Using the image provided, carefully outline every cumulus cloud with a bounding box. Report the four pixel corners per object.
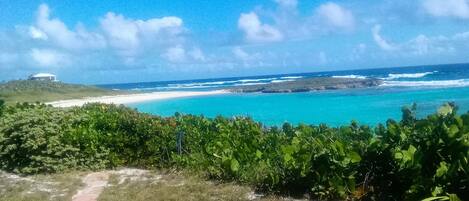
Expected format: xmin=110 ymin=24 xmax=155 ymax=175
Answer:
xmin=238 ymin=1 xmax=356 ymax=43
xmin=274 ymin=0 xmax=298 ymax=8
xmin=407 ymin=34 xmax=455 ymax=55
xmin=188 ymin=47 xmax=206 ymax=62
xmin=161 ymin=46 xmax=206 ymax=63
xmin=161 ymin=46 xmax=186 ymax=63
xmin=31 ymin=4 xmax=106 ymax=50
xmin=371 ymin=25 xmax=459 ymax=55
xmin=315 ymin=2 xmax=355 ymax=30
xmin=238 ymin=12 xmax=284 ymax=43
xmin=372 ymin=25 xmax=397 ymax=51
xmin=232 ymin=46 xmax=251 ymax=61
xmin=100 ymin=12 xmax=184 ymax=56
xmin=26 ymin=3 xmax=186 ymax=59
xmin=350 ymin=43 xmax=367 ymax=61
xmin=423 ymin=0 xmax=469 ymax=19
xmin=30 ymin=48 xmax=68 ymax=67
xmin=17 ymin=2 xmax=192 ymax=71
xmin=29 ymin=26 xmax=47 ymax=40
xmin=231 ymin=46 xmax=264 ymax=64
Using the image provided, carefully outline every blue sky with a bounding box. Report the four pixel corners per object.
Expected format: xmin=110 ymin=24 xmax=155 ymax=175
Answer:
xmin=1 ymin=0 xmax=469 ymax=84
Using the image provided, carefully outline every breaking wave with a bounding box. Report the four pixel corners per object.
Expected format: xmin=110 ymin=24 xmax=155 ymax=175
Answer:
xmin=332 ymin=75 xmax=367 ymax=79
xmin=385 ymin=71 xmax=437 ymax=80
xmin=280 ymin=76 xmax=303 ymax=79
xmin=381 ymin=79 xmax=469 ymax=87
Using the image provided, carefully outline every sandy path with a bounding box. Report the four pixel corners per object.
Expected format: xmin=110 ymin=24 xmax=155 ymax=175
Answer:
xmin=71 ymin=169 xmax=153 ymax=201
xmin=72 ymin=172 xmax=110 ymax=201
xmin=47 ymin=90 xmax=228 ymax=108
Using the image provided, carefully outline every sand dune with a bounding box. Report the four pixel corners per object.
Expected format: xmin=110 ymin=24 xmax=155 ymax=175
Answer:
xmin=47 ymin=90 xmax=228 ymax=107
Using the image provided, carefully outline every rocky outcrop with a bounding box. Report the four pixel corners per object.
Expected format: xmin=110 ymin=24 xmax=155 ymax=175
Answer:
xmin=229 ymin=77 xmax=383 ymax=93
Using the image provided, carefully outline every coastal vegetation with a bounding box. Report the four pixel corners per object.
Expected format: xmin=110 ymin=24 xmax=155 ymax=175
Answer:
xmin=0 ymin=100 xmax=467 ymax=200
xmin=230 ymin=77 xmax=383 ymax=93
xmin=0 ymin=80 xmax=124 ymax=105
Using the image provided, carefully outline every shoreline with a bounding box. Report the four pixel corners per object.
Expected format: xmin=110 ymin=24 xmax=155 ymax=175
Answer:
xmin=47 ymin=90 xmax=229 ymax=107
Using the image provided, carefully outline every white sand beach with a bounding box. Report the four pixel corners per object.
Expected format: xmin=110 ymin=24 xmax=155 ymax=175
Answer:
xmin=47 ymin=90 xmax=228 ymax=108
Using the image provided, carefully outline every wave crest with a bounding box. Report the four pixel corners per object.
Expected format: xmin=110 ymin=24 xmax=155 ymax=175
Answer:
xmin=332 ymin=75 xmax=367 ymax=79
xmin=381 ymin=79 xmax=469 ymax=87
xmin=385 ymin=71 xmax=437 ymax=80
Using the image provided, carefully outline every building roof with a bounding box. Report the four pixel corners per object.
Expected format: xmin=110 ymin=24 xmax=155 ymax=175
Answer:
xmin=30 ymin=73 xmax=56 ymax=78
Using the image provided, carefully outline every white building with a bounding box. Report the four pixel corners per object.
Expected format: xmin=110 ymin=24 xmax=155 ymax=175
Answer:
xmin=28 ymin=73 xmax=57 ymax=81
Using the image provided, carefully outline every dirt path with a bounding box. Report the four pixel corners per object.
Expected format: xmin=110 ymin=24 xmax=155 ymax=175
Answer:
xmin=71 ymin=172 xmax=110 ymax=201
xmin=71 ymin=169 xmax=151 ymax=201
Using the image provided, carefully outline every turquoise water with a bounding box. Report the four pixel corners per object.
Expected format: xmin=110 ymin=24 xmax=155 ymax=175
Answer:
xmin=129 ymin=86 xmax=469 ymax=126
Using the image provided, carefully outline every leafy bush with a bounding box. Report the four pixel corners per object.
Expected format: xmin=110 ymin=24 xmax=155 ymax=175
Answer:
xmin=0 ymin=99 xmax=4 ymax=116
xmin=0 ymin=103 xmax=80 ymax=173
xmin=0 ymin=102 xmax=467 ymax=200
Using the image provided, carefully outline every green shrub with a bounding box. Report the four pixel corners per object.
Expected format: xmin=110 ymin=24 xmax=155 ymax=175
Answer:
xmin=0 ymin=102 xmax=467 ymax=200
xmin=0 ymin=103 xmax=112 ymax=174
xmin=0 ymin=103 xmax=80 ymax=173
xmin=0 ymin=99 xmax=4 ymax=116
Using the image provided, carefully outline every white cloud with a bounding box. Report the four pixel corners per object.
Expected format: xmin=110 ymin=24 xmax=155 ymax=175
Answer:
xmin=410 ymin=35 xmax=432 ymax=55
xmin=238 ymin=12 xmax=284 ymax=43
xmin=161 ymin=46 xmax=186 ymax=63
xmin=100 ymin=13 xmax=140 ymax=55
xmin=315 ymin=2 xmax=355 ymax=30
xmin=371 ymin=26 xmax=459 ymax=56
xmin=423 ymin=0 xmax=469 ymax=19
xmin=32 ymin=4 xmax=106 ymax=50
xmin=188 ymin=48 xmax=206 ymax=62
xmin=29 ymin=26 xmax=48 ymax=40
xmin=407 ymin=34 xmax=455 ymax=55
xmin=238 ymin=1 xmax=356 ymax=43
xmin=232 ymin=46 xmax=250 ymax=61
xmin=350 ymin=43 xmax=367 ymax=60
xmin=372 ymin=25 xmax=397 ymax=51
xmin=453 ymin=31 xmax=469 ymax=39
xmin=274 ymin=0 xmax=298 ymax=8
xmin=30 ymin=48 xmax=68 ymax=67
xmin=100 ymin=12 xmax=184 ymax=57
xmin=27 ymin=3 xmax=186 ymax=62
xmin=161 ymin=46 xmax=208 ymax=63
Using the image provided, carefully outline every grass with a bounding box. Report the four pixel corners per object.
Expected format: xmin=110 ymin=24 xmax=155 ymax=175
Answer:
xmin=0 ymin=171 xmax=84 ymax=201
xmin=99 ymin=170 xmax=307 ymax=201
xmin=0 ymin=80 xmax=127 ymax=105
xmin=0 ymin=169 xmax=308 ymax=201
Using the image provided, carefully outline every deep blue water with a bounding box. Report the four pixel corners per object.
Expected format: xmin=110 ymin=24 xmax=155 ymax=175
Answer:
xmin=103 ymin=63 xmax=469 ymax=126
xmin=100 ymin=63 xmax=469 ymax=91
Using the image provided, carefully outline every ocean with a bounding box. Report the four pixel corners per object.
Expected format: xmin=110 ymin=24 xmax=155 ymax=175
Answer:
xmin=101 ymin=63 xmax=469 ymax=126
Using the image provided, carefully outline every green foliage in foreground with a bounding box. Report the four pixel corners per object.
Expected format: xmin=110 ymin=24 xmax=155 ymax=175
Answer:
xmin=0 ymin=102 xmax=467 ymax=200
xmin=0 ymin=99 xmax=4 ymax=115
xmin=0 ymin=80 xmax=124 ymax=104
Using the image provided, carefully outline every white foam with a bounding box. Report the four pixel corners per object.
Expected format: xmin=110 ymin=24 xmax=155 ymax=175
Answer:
xmin=234 ymin=83 xmax=269 ymax=86
xmin=332 ymin=75 xmax=367 ymax=79
xmin=168 ymin=80 xmax=237 ymax=88
xmin=279 ymin=76 xmax=303 ymax=79
xmin=271 ymin=79 xmax=295 ymax=83
xmin=131 ymin=85 xmax=217 ymax=91
xmin=385 ymin=71 xmax=436 ymax=80
xmin=381 ymin=79 xmax=469 ymax=87
xmin=237 ymin=78 xmax=276 ymax=83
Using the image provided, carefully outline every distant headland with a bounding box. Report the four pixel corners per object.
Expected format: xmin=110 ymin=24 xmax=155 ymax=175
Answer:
xmin=229 ymin=77 xmax=383 ymax=93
